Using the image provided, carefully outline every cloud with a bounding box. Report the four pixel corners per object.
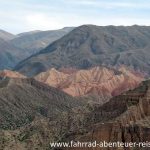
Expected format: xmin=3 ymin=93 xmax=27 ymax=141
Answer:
xmin=26 ymin=13 xmax=62 ymax=30
xmin=0 ymin=0 xmax=150 ymax=33
xmin=66 ymin=0 xmax=150 ymax=9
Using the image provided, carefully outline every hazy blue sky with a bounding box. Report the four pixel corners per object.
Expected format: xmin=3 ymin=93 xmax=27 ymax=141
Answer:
xmin=0 ymin=0 xmax=150 ymax=34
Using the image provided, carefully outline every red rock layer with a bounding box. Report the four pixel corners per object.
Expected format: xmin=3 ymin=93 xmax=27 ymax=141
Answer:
xmin=35 ymin=66 xmax=144 ymax=100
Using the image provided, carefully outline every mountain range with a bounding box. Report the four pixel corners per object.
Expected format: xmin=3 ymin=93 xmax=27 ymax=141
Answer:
xmin=10 ymin=27 xmax=74 ymax=55
xmin=0 ymin=25 xmax=150 ymax=150
xmin=0 ymin=27 xmax=74 ymax=70
xmin=15 ymin=25 xmax=150 ymax=76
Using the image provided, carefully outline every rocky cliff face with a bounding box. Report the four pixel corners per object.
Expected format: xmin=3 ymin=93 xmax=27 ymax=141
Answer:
xmin=35 ymin=66 xmax=144 ymax=103
xmin=64 ymin=80 xmax=150 ymax=150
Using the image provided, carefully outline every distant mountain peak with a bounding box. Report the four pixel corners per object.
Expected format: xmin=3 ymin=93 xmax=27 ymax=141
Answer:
xmin=0 ymin=29 xmax=16 ymax=40
xmin=17 ymin=30 xmax=42 ymax=37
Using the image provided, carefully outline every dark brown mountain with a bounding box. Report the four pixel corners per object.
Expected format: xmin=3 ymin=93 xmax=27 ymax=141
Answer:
xmin=15 ymin=25 xmax=150 ymax=76
xmin=11 ymin=27 xmax=74 ymax=55
xmin=0 ymin=29 xmax=16 ymax=41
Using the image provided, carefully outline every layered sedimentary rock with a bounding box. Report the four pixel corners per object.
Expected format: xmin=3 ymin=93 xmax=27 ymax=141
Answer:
xmin=35 ymin=66 xmax=144 ymax=103
xmin=65 ymin=80 xmax=150 ymax=150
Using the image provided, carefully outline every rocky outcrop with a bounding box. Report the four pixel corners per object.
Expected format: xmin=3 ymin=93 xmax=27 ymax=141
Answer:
xmin=35 ymin=66 xmax=144 ymax=103
xmin=65 ymin=80 xmax=150 ymax=150
xmin=0 ymin=70 xmax=26 ymax=79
